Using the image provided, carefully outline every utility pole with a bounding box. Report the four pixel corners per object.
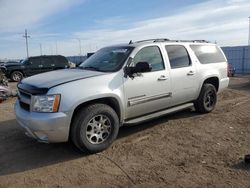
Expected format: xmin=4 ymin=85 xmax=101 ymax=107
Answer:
xmin=40 ymin=43 xmax=43 ymax=55
xmin=50 ymin=45 xmax=53 ymax=55
xmin=23 ymin=29 xmax=30 ymax=58
xmin=77 ymin=38 xmax=82 ymax=55
xmin=248 ymin=16 xmax=250 ymax=46
xmin=55 ymin=41 xmax=58 ymax=55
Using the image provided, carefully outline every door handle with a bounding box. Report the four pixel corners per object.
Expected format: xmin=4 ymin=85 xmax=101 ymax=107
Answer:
xmin=158 ymin=75 xmax=168 ymax=81
xmin=38 ymin=65 xmax=43 ymax=68
xmin=187 ymin=71 xmax=195 ymax=76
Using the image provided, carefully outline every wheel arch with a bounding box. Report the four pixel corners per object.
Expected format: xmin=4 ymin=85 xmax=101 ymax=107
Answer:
xmin=202 ymin=76 xmax=219 ymax=91
xmin=70 ymin=97 xmax=123 ymax=129
xmin=10 ymin=69 xmax=25 ymax=78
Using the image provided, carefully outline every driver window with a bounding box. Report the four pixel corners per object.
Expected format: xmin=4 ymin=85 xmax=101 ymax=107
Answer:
xmin=132 ymin=46 xmax=164 ymax=71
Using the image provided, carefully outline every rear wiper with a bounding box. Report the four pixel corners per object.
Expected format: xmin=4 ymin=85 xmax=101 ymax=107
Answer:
xmin=79 ymin=66 xmax=100 ymax=71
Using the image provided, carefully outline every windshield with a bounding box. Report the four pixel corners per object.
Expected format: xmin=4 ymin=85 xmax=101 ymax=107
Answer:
xmin=20 ymin=59 xmax=28 ymax=64
xmin=79 ymin=46 xmax=134 ymax=72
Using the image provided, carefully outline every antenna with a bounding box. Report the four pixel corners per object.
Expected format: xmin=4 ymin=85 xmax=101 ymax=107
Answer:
xmin=23 ymin=29 xmax=30 ymax=58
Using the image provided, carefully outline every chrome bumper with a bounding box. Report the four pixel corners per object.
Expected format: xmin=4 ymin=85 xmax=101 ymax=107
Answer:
xmin=15 ymin=101 xmax=71 ymax=143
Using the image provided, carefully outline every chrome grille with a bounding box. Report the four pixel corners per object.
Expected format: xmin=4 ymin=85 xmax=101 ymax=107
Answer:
xmin=18 ymin=89 xmax=31 ymax=112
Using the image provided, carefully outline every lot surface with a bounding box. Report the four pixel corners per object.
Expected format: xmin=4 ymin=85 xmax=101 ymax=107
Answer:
xmin=0 ymin=76 xmax=250 ymax=188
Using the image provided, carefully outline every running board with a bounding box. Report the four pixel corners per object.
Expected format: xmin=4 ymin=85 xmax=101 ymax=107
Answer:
xmin=124 ymin=103 xmax=193 ymax=125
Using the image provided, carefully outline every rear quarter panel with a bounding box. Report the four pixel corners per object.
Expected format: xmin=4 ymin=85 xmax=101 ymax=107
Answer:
xmin=189 ymin=45 xmax=229 ymax=96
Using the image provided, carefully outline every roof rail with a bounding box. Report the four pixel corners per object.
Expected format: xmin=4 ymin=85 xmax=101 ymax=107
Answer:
xmin=134 ymin=38 xmax=170 ymax=43
xmin=130 ymin=39 xmax=209 ymax=44
xmin=165 ymin=39 xmax=209 ymax=43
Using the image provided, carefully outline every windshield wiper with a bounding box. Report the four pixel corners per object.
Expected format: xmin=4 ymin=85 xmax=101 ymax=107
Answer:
xmin=79 ymin=66 xmax=101 ymax=71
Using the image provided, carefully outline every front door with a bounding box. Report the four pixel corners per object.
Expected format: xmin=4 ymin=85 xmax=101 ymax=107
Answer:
xmin=123 ymin=45 xmax=172 ymax=119
xmin=26 ymin=57 xmax=43 ymax=76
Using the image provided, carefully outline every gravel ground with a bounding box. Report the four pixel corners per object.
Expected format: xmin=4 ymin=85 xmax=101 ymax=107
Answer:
xmin=0 ymin=76 xmax=250 ymax=188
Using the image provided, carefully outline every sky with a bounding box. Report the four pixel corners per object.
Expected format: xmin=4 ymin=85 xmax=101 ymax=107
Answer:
xmin=0 ymin=0 xmax=249 ymax=59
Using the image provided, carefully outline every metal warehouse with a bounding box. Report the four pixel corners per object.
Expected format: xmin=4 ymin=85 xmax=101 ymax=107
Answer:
xmin=222 ymin=46 xmax=250 ymax=74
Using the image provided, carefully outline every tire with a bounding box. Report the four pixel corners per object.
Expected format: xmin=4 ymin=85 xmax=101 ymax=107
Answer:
xmin=194 ymin=83 xmax=217 ymax=113
xmin=0 ymin=73 xmax=8 ymax=86
xmin=70 ymin=103 xmax=119 ymax=153
xmin=11 ymin=71 xmax=23 ymax=82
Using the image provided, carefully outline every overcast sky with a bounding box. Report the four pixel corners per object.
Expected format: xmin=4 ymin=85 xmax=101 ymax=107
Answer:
xmin=0 ymin=0 xmax=249 ymax=59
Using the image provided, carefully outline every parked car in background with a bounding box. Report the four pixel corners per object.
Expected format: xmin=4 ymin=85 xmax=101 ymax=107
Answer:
xmin=0 ymin=67 xmax=8 ymax=86
xmin=0 ymin=55 xmax=70 ymax=82
xmin=15 ymin=39 xmax=229 ymax=153
xmin=228 ymin=63 xmax=236 ymax=77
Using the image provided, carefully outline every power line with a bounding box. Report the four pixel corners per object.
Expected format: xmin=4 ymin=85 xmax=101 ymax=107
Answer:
xmin=23 ymin=29 xmax=30 ymax=58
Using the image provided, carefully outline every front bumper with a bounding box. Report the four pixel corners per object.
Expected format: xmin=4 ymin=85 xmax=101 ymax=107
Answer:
xmin=15 ymin=101 xmax=71 ymax=143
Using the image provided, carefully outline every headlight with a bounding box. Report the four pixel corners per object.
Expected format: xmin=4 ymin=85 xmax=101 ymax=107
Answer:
xmin=31 ymin=94 xmax=60 ymax=113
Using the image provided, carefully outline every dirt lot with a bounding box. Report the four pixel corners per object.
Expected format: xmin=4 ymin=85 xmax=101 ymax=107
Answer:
xmin=0 ymin=76 xmax=250 ymax=188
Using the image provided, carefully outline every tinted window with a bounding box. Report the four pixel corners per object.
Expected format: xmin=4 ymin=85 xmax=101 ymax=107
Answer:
xmin=190 ymin=45 xmax=226 ymax=64
xmin=51 ymin=56 xmax=68 ymax=67
xmin=29 ymin=58 xmax=41 ymax=65
xmin=41 ymin=57 xmax=53 ymax=67
xmin=165 ymin=45 xmax=191 ymax=69
xmin=133 ymin=46 xmax=164 ymax=71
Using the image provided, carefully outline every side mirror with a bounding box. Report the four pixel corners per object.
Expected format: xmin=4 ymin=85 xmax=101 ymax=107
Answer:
xmin=124 ymin=62 xmax=152 ymax=76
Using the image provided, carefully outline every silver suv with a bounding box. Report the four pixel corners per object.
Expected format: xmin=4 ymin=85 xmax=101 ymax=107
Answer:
xmin=15 ymin=39 xmax=229 ymax=153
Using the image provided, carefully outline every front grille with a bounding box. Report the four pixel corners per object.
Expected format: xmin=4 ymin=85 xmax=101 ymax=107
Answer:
xmin=19 ymin=90 xmax=31 ymax=99
xmin=18 ymin=89 xmax=31 ymax=112
xmin=19 ymin=101 xmax=30 ymax=111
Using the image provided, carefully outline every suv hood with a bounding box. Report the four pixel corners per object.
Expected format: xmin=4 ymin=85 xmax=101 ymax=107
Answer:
xmin=1 ymin=63 xmax=21 ymax=67
xmin=18 ymin=69 xmax=106 ymax=94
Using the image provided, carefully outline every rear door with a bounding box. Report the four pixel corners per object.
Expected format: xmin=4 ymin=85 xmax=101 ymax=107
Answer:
xmin=53 ymin=56 xmax=69 ymax=70
xmin=41 ymin=57 xmax=53 ymax=73
xmin=165 ymin=45 xmax=199 ymax=106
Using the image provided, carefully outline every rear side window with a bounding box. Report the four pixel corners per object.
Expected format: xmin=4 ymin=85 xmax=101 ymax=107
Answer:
xmin=133 ymin=46 xmax=164 ymax=71
xmin=41 ymin=57 xmax=53 ymax=67
xmin=52 ymin=56 xmax=68 ymax=67
xmin=165 ymin=45 xmax=191 ymax=69
xmin=190 ymin=45 xmax=226 ymax=64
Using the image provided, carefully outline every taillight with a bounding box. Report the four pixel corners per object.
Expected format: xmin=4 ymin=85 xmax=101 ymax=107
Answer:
xmin=227 ymin=63 xmax=229 ymax=76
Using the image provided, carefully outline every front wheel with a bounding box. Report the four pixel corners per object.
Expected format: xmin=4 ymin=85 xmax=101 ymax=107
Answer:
xmin=70 ymin=104 xmax=119 ymax=153
xmin=194 ymin=83 xmax=217 ymax=113
xmin=11 ymin=71 xmax=23 ymax=82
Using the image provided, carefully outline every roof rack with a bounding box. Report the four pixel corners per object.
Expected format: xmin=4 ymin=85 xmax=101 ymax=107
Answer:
xmin=129 ymin=39 xmax=209 ymax=44
xmin=168 ymin=40 xmax=209 ymax=43
xmin=133 ymin=38 xmax=170 ymax=44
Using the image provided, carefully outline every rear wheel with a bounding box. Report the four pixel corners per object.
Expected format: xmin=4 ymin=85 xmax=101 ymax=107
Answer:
xmin=70 ymin=103 xmax=119 ymax=153
xmin=11 ymin=71 xmax=23 ymax=82
xmin=194 ymin=83 xmax=217 ymax=113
